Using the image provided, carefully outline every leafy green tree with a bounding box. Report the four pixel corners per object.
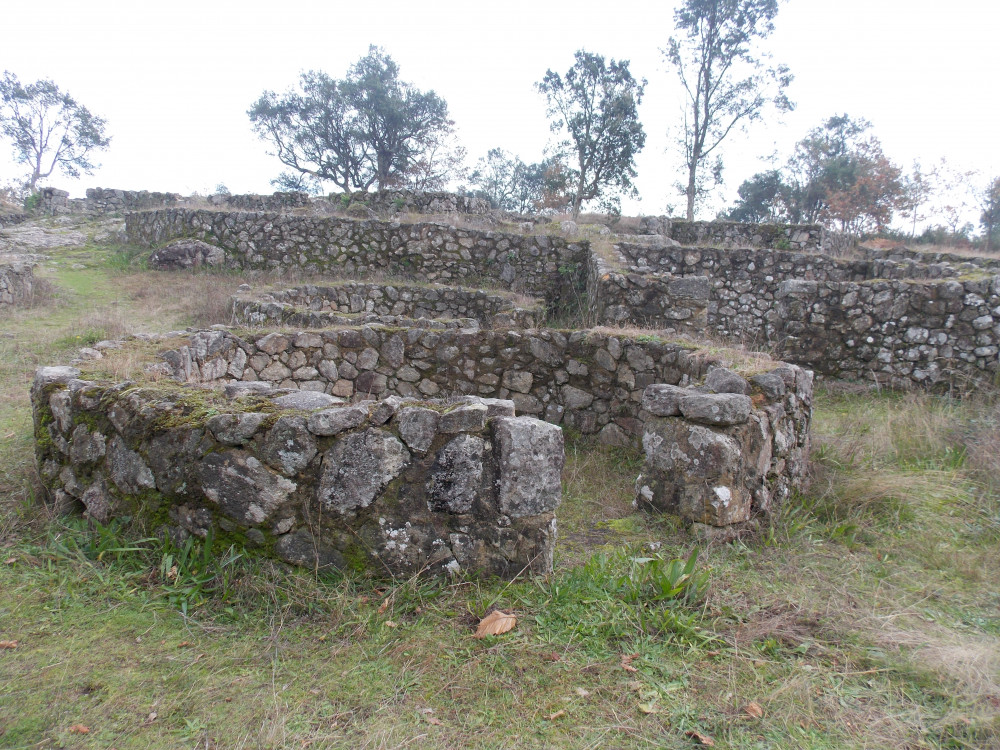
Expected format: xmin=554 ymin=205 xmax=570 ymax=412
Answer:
xmin=784 ymin=115 xmax=902 ymax=236
xmin=0 ymin=71 xmax=110 ymax=192
xmin=723 ymin=169 xmax=787 ymax=222
xmin=666 ymin=0 xmax=793 ymax=220
xmin=537 ymin=51 xmax=646 ymax=219
xmin=270 ymin=171 xmax=322 ymax=194
xmin=248 ymin=47 xmax=453 ymax=192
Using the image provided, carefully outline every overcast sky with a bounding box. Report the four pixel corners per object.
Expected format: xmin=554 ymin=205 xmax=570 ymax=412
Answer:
xmin=1 ymin=0 xmax=996 ymax=223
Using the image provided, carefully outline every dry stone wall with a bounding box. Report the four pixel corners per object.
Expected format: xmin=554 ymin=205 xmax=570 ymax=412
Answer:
xmin=330 ymin=190 xmax=491 ymax=215
xmin=86 ymin=188 xmax=180 ymax=214
xmin=637 ymin=217 xmax=827 ymax=252
xmin=232 ymin=282 xmax=544 ymax=330
xmin=776 ymin=277 xmax=1000 ymax=386
xmin=587 ymin=253 xmax=709 ymax=333
xmin=0 ymin=255 xmax=35 ymax=307
xmin=636 ymin=363 xmax=813 ymax=531
xmin=32 ymin=366 xmax=563 ymax=578
xmin=122 ymin=199 xmax=997 ymax=389
xmin=856 ymin=244 xmax=1000 ymax=273
xmin=212 ymin=192 xmax=310 ymax=211
xmin=125 ymin=209 xmax=588 ymax=311
xmin=150 ymin=326 xmax=727 ymax=441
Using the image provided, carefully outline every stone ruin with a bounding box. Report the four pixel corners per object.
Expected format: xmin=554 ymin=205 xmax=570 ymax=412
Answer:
xmin=33 ymin=185 xmax=998 ymax=577
xmin=0 ymin=254 xmax=36 ymax=308
xmin=33 ymin=322 xmax=812 ymax=576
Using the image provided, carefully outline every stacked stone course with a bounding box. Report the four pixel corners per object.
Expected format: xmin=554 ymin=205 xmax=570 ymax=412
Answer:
xmin=231 ymin=282 xmax=544 ymax=330
xmin=0 ymin=254 xmax=36 ymax=307
xmin=126 ymin=208 xmax=588 ymax=311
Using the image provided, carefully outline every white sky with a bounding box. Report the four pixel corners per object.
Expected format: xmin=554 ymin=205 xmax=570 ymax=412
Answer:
xmin=2 ymin=0 xmax=997 ymax=223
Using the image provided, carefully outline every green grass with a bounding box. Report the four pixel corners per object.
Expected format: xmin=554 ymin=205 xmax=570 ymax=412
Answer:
xmin=0 ymin=215 xmax=998 ymax=748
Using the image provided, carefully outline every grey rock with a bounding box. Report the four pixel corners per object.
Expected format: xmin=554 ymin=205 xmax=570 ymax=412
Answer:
xmin=33 ymin=366 xmax=80 ymax=392
xmin=493 ymin=417 xmax=564 ymax=518
xmin=307 ymin=404 xmax=369 ymax=436
xmin=197 ymin=450 xmax=297 ymax=524
xmin=80 ymin=474 xmax=113 ymax=523
xmin=426 ymin=434 xmax=485 ymax=513
xmin=318 ymin=429 xmax=410 ymax=514
xmin=439 ymin=403 xmax=487 ymax=433
xmin=256 ymin=333 xmax=290 ymax=355
xmin=150 ymin=239 xmax=224 ymax=269
xmin=641 ymin=384 xmax=687 ymax=416
xmin=396 ymin=407 xmax=440 ymax=453
xmin=106 ymin=436 xmax=155 ymax=494
xmin=561 ymin=385 xmax=594 ymax=410
xmin=501 ymin=369 xmax=533 ymax=394
xmin=705 ymin=367 xmax=751 ymax=395
xmin=275 ymin=529 xmax=344 ymax=569
xmin=207 ymin=412 xmax=267 ymax=446
xmin=748 ymin=371 xmax=787 ymax=401
xmin=271 ymin=390 xmax=342 ymax=410
xmin=223 ymin=381 xmax=273 ymax=398
xmin=679 ymin=393 xmax=752 ymax=426
xmin=261 ymin=416 xmax=317 ymax=475
xmin=69 ymin=425 xmax=106 ymax=465
xmin=597 ymin=423 xmax=632 ymax=448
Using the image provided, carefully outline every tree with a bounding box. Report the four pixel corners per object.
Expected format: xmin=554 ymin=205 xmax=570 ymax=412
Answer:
xmin=980 ymin=176 xmax=1000 ymax=252
xmin=899 ymin=161 xmax=935 ymax=239
xmin=469 ymin=149 xmax=556 ymax=213
xmin=783 ymin=115 xmax=903 ymax=236
xmin=0 ymin=71 xmax=110 ymax=193
xmin=666 ymin=0 xmax=793 ymax=220
xmin=537 ymin=51 xmax=646 ymax=219
xmin=270 ymin=171 xmax=323 ymax=195
xmin=248 ymin=47 xmax=454 ymax=193
xmin=723 ymin=169 xmax=787 ymax=222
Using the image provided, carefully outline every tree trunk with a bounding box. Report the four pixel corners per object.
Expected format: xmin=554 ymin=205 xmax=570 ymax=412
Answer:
xmin=685 ymin=162 xmax=697 ymax=221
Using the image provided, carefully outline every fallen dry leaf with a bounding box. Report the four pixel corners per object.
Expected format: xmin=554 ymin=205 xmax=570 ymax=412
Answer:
xmin=177 ymin=641 xmax=192 ymax=648
xmin=145 ymin=712 xmax=157 ymax=724
xmin=4 ymin=557 xmax=15 ymax=565
xmin=0 ymin=640 xmax=18 ymax=649
xmin=68 ymin=724 xmax=90 ymax=734
xmin=685 ymin=729 xmax=715 ymax=746
xmin=542 ymin=652 xmax=561 ymax=662
xmin=638 ymin=701 xmax=657 ymax=714
xmin=424 ymin=715 xmax=444 ymax=726
xmin=378 ymin=596 xmax=391 ymax=614
xmin=620 ymin=653 xmax=640 ymax=672
xmin=743 ymin=701 xmax=764 ymax=718
xmin=384 ymin=620 xmax=398 ymax=628
xmin=473 ymin=610 xmax=517 ymax=638
xmin=546 ymin=710 xmax=566 ymax=720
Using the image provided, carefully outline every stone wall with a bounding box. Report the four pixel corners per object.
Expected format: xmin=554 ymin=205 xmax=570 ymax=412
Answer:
xmin=86 ymin=188 xmax=180 ymax=214
xmin=330 ymin=190 xmax=491 ymax=215
xmin=232 ymin=282 xmax=544 ymax=330
xmin=857 ymin=244 xmax=1000 ymax=273
xmin=587 ymin=253 xmax=709 ymax=333
xmin=212 ymin=192 xmax=310 ymax=211
xmin=636 ymin=363 xmax=813 ymax=530
xmin=32 ymin=366 xmax=563 ymax=578
xmin=0 ymin=255 xmax=35 ymax=307
xmin=150 ymin=327 xmax=731 ymax=442
xmin=775 ymin=276 xmax=1000 ymax=387
xmin=125 ymin=209 xmax=588 ymax=311
xmin=0 ymin=211 xmax=29 ymax=228
xmin=635 ymin=216 xmax=827 ymax=252
xmin=41 ymin=188 xmax=70 ymax=214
